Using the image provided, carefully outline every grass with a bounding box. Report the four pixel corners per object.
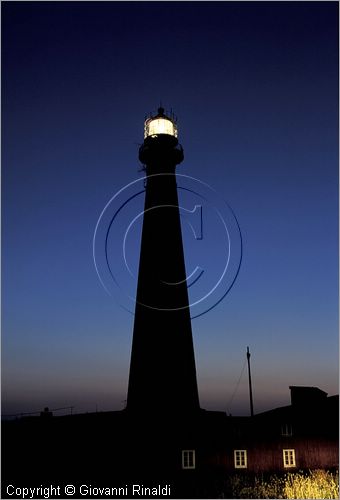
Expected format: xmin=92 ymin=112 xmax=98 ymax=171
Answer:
xmin=283 ymin=470 xmax=339 ymax=499
xmin=221 ymin=469 xmax=339 ymax=499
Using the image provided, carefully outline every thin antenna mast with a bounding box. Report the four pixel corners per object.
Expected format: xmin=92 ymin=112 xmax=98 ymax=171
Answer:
xmin=247 ymin=346 xmax=254 ymax=417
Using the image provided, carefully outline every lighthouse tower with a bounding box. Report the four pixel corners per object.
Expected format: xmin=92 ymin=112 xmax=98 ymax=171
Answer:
xmin=127 ymin=107 xmax=200 ymax=416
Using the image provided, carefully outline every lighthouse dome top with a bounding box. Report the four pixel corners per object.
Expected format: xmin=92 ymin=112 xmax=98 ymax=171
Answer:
xmin=144 ymin=107 xmax=178 ymax=139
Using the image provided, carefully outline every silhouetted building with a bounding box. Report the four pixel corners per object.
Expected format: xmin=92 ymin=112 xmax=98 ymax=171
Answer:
xmin=289 ymin=385 xmax=328 ymax=408
xmin=127 ymin=107 xmax=200 ymax=417
xmin=204 ymin=386 xmax=338 ymax=474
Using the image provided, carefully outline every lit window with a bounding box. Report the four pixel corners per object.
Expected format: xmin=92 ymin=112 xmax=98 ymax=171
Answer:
xmin=234 ymin=450 xmax=247 ymax=468
xmin=283 ymin=449 xmax=296 ymax=468
xmin=182 ymin=450 xmax=195 ymax=469
xmin=281 ymin=424 xmax=293 ymax=436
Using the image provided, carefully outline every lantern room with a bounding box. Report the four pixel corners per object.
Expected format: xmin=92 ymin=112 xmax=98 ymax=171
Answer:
xmin=144 ymin=107 xmax=178 ymax=139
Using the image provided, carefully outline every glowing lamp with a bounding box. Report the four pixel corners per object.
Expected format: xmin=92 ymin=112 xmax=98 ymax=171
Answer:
xmin=144 ymin=107 xmax=178 ymax=139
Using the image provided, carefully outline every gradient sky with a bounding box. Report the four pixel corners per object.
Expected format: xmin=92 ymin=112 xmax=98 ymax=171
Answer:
xmin=2 ymin=1 xmax=338 ymax=417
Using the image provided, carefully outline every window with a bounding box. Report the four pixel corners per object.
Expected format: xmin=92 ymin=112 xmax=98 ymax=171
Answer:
xmin=283 ymin=449 xmax=296 ymax=468
xmin=281 ymin=424 xmax=293 ymax=436
xmin=234 ymin=450 xmax=247 ymax=468
xmin=182 ymin=450 xmax=195 ymax=469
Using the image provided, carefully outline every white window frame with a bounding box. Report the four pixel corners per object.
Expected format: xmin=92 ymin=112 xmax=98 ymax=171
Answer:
xmin=182 ymin=450 xmax=195 ymax=469
xmin=283 ymin=449 xmax=296 ymax=468
xmin=281 ymin=423 xmax=293 ymax=436
xmin=234 ymin=449 xmax=247 ymax=469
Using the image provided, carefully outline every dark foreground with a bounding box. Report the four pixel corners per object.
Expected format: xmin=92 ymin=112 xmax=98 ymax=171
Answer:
xmin=2 ymin=401 xmax=339 ymax=499
xmin=2 ymin=409 xmax=231 ymax=499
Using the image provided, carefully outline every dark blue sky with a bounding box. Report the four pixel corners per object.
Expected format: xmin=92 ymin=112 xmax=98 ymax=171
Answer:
xmin=2 ymin=2 xmax=338 ymax=416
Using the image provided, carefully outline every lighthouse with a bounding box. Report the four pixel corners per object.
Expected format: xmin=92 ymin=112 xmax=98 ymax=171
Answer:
xmin=127 ymin=107 xmax=200 ymax=416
